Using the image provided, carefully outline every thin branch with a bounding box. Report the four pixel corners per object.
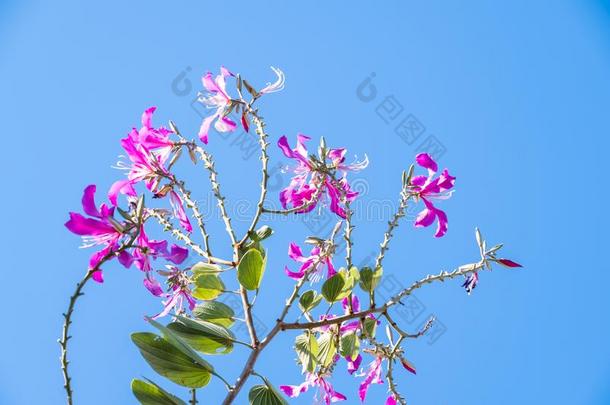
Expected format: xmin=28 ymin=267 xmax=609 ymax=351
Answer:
xmin=240 ymin=110 xmax=270 ymax=246
xmin=375 ymin=191 xmax=411 ymax=270
xmin=384 ymin=312 xmax=435 ymax=339
xmin=173 ymin=180 xmax=213 ymax=258
xmin=189 ymin=388 xmax=197 ymax=405
xmin=148 ymin=210 xmax=235 ymax=267
xmin=195 ymin=146 xmax=238 ymax=247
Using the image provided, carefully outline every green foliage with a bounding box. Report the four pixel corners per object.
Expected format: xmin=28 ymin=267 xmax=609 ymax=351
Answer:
xmin=131 ymin=333 xmax=212 ymax=388
xmin=316 ymin=332 xmax=337 ymax=368
xmin=295 ymin=332 xmax=319 ymax=373
xmin=359 ymin=266 xmax=383 ymax=292
xmin=192 ymin=301 xmax=235 ymax=328
xmin=192 ymin=274 xmax=225 ymax=300
xmin=339 ymin=332 xmax=360 ymax=360
xmin=167 ymin=315 xmax=235 ymax=355
xmin=131 ymin=378 xmax=186 ymax=405
xmin=298 ymin=290 xmax=323 ymax=313
xmin=248 ymin=381 xmax=288 ymax=405
xmin=238 ymin=248 xmax=267 ymax=290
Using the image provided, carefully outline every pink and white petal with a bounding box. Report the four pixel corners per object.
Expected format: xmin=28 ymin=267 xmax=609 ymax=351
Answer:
xmin=144 ymin=277 xmax=164 ymax=297
xmin=108 ymin=179 xmax=137 ymax=206
xmin=141 ymin=106 xmax=156 ymax=128
xmin=81 ymin=185 xmax=101 ymax=218
xmin=434 ymin=208 xmax=448 ymax=238
xmin=169 ymin=191 xmax=193 ymax=233
xmin=215 ymin=116 xmax=237 ymax=133
xmin=414 ymin=206 xmax=436 ymax=228
xmin=166 ymin=244 xmax=189 ymax=264
xmin=288 ymin=242 xmax=306 ymax=262
xmin=285 ymin=265 xmax=306 ymax=280
xmin=198 ymin=113 xmax=217 ymax=144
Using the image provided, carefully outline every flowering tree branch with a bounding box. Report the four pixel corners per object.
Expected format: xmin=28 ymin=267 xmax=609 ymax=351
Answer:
xmin=62 ymin=66 xmax=521 ymax=405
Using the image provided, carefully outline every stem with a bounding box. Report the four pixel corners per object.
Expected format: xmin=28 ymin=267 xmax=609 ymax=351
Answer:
xmin=240 ymin=110 xmax=270 ymax=246
xmin=173 ymin=180 xmax=213 ymax=258
xmin=149 ymin=210 xmax=235 ymax=267
xmin=59 ymin=270 xmax=94 ymax=405
xmin=375 ymin=191 xmax=410 ymax=270
xmin=196 ymin=147 xmax=238 ymax=247
xmin=189 ymin=389 xmax=197 ymax=405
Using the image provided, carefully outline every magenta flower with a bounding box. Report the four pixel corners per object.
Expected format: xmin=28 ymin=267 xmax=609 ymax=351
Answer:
xmin=358 ymin=356 xmax=384 ymax=402
xmin=284 ymin=242 xmax=336 ymax=282
xmin=411 ymin=153 xmax=455 ymax=238
xmin=278 ymin=134 xmax=367 ymax=218
xmin=169 ymin=191 xmax=193 ymax=233
xmin=151 ymin=267 xmax=196 ymax=319
xmin=280 ymin=373 xmax=346 ymax=404
xmin=109 ymin=107 xmax=175 ymax=206
xmin=130 ymin=226 xmax=189 ymax=273
xmin=65 ymin=185 xmax=133 ymax=283
xmin=198 ymin=66 xmax=238 ymax=144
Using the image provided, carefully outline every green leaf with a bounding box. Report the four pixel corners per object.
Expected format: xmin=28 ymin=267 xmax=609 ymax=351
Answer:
xmin=145 ymin=318 xmax=214 ymax=371
xmin=131 ymin=333 xmax=212 ymax=388
xmin=362 ymin=317 xmax=378 ymax=339
xmin=298 ymin=290 xmax=323 ymax=313
xmin=238 ymin=249 xmax=266 ymax=290
xmin=248 ymin=382 xmax=288 ymax=405
xmin=131 ymin=378 xmax=186 ymax=405
xmin=192 ymin=274 xmax=225 ymax=300
xmin=339 ymin=332 xmax=360 ymax=360
xmin=359 ymin=267 xmax=383 ymax=292
xmin=295 ymin=333 xmax=319 ymax=373
xmin=321 ymin=273 xmax=346 ymax=302
xmin=193 ymin=301 xmax=235 ymax=328
xmin=317 ymin=332 xmax=337 ymax=367
xmin=168 ymin=315 xmax=235 ymax=355
xmin=191 ymin=262 xmax=223 ymax=275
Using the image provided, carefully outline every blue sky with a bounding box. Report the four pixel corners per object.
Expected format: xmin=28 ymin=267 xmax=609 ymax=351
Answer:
xmin=1 ymin=1 xmax=609 ymax=404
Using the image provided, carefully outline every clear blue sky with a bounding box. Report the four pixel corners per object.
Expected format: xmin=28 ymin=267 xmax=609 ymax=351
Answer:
xmin=1 ymin=1 xmax=609 ymax=404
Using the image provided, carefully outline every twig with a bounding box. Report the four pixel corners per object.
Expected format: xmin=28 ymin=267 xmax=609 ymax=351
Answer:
xmin=173 ymin=180 xmax=213 ymax=258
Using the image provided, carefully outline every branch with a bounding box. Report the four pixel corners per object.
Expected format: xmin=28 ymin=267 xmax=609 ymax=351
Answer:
xmin=173 ymin=180 xmax=213 ymax=259
xmin=149 ymin=210 xmax=235 ymax=267
xmin=195 ymin=146 xmax=238 ymax=247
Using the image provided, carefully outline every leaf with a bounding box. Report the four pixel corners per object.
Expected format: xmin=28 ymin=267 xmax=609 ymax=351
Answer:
xmin=362 ymin=317 xmax=378 ymax=339
xmin=131 ymin=378 xmax=186 ymax=405
xmin=359 ymin=267 xmax=383 ymax=292
xmin=321 ymin=273 xmax=346 ymax=302
xmin=317 ymin=332 xmax=337 ymax=367
xmin=248 ymin=382 xmax=288 ymax=405
xmin=192 ymin=274 xmax=225 ymax=300
xmin=298 ymin=290 xmax=323 ymax=313
xmin=146 ymin=318 xmax=214 ymax=371
xmin=191 ymin=262 xmax=223 ymax=275
xmin=238 ymin=249 xmax=266 ymax=290
xmin=131 ymin=333 xmax=212 ymax=388
xmin=193 ymin=301 xmax=235 ymax=328
xmin=295 ymin=333 xmax=319 ymax=373
xmin=168 ymin=315 xmax=235 ymax=355
xmin=339 ymin=332 xmax=360 ymax=360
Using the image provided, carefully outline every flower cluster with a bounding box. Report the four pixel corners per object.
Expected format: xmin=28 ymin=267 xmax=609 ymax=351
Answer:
xmin=278 ymin=134 xmax=368 ymax=218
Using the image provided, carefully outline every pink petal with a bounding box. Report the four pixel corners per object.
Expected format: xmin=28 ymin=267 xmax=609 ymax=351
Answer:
xmin=198 ymin=114 xmax=217 ymax=144
xmin=141 ymin=106 xmax=156 ymax=128
xmin=169 ymin=191 xmax=193 ymax=233
xmin=415 ymin=153 xmax=438 ymax=173
xmin=166 ymin=244 xmax=189 ymax=264
xmin=108 ymin=179 xmax=137 ymax=206
xmin=386 ymin=396 xmax=398 ymax=405
xmin=81 ymin=185 xmax=101 ymax=218
xmin=215 ymin=116 xmax=237 ymax=133
xmin=497 ymin=258 xmax=523 ymax=268
xmin=91 ymin=270 xmax=104 ymax=283
xmin=144 ymin=277 xmax=164 ymax=297
xmin=433 ymin=208 xmax=448 ymax=238
xmin=288 ymin=242 xmax=305 ymax=262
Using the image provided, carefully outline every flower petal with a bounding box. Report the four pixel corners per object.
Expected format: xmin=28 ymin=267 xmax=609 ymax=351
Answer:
xmin=415 ymin=153 xmax=438 ymax=173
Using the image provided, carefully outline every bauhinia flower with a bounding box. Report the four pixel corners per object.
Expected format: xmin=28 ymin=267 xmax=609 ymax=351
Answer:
xmin=278 ymin=134 xmax=367 ymax=218
xmin=280 ymin=373 xmax=346 ymax=404
xmin=151 ymin=267 xmax=196 ymax=319
xmin=64 ymin=185 xmax=133 ymax=282
xmin=358 ymin=356 xmax=384 ymax=402
xmin=109 ymin=107 xmax=175 ymax=205
xmin=410 ymin=153 xmax=456 ymax=238
xmin=284 ymin=242 xmax=336 ymax=282
xmin=197 ymin=66 xmax=237 ymax=144
xmin=130 ymin=225 xmax=189 ymax=273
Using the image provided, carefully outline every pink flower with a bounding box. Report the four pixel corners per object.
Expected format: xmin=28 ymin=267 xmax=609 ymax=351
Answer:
xmin=198 ymin=66 xmax=238 ymax=144
xmin=130 ymin=226 xmax=189 ymax=273
xmin=280 ymin=374 xmax=346 ymax=404
xmin=284 ymin=242 xmax=336 ymax=282
xmin=358 ymin=356 xmax=384 ymax=402
xmin=169 ymin=191 xmax=193 ymax=233
xmin=109 ymin=107 xmax=175 ymax=205
xmin=65 ymin=185 xmax=133 ymax=282
xmin=151 ymin=267 xmax=196 ymax=319
xmin=411 ymin=153 xmax=455 ymax=238
xmin=278 ymin=134 xmax=367 ymax=218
